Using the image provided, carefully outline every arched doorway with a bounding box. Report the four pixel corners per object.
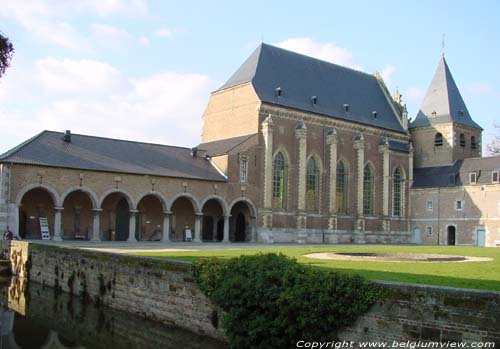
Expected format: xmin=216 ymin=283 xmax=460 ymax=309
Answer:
xmin=18 ymin=188 xmax=56 ymax=239
xmin=201 ymin=199 xmax=224 ymax=242
xmin=447 ymin=226 xmax=456 ymax=245
xmin=136 ymin=195 xmax=164 ymax=241
xmin=100 ymin=193 xmax=131 ymax=241
xmin=170 ymin=196 xmax=196 ymax=241
xmin=229 ymin=200 xmax=254 ymax=242
xmin=61 ymin=190 xmax=93 ymax=240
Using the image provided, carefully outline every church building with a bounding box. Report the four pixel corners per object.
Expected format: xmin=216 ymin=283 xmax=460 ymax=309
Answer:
xmin=0 ymin=44 xmax=498 ymax=246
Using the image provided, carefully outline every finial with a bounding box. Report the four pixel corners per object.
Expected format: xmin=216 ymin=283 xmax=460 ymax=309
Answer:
xmin=441 ymin=33 xmax=446 ymax=57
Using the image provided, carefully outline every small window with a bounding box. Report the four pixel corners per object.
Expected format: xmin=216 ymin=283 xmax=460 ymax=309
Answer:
xmin=426 ymin=226 xmax=433 ymax=236
xmin=459 ymin=133 xmax=465 ymax=147
xmin=426 ymin=200 xmax=433 ymax=211
xmin=492 ymin=171 xmax=499 ymax=183
xmin=239 ymin=157 xmax=248 ymax=183
xmin=449 ymin=174 xmax=456 ymax=185
xmin=469 ymin=172 xmax=477 ymax=185
xmin=435 ymin=133 xmax=443 ymax=146
xmin=456 ymin=200 xmax=463 ymax=210
xmin=471 ymin=136 xmax=477 ymax=149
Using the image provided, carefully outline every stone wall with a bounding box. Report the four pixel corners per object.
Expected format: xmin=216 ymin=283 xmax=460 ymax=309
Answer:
xmin=4 ymin=241 xmax=500 ymax=345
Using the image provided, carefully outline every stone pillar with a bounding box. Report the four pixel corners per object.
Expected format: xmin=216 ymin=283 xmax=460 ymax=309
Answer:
xmin=326 ymin=129 xmax=338 ymax=231
xmin=162 ymin=211 xmax=171 ymax=243
xmin=354 ymin=133 xmax=365 ymax=239
xmin=295 ymin=122 xmax=308 ymax=230
xmin=127 ymin=210 xmax=138 ymax=242
xmin=194 ymin=213 xmax=202 ymax=243
xmin=223 ymin=215 xmax=230 ymax=242
xmin=91 ymin=209 xmax=102 ymax=242
xmin=407 ymin=142 xmax=414 ymax=233
xmin=53 ymin=207 xmax=63 ymax=241
xmin=212 ymin=217 xmax=219 ymax=241
xmin=261 ymin=116 xmax=274 ymax=230
xmin=250 ymin=216 xmax=257 ymax=242
xmin=379 ymin=137 xmax=390 ymax=232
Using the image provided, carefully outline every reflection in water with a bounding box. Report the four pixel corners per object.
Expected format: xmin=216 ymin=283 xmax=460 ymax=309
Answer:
xmin=0 ymin=277 xmax=227 ymax=349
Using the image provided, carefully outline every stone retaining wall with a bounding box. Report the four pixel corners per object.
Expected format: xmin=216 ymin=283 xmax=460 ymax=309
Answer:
xmin=3 ymin=241 xmax=500 ymax=345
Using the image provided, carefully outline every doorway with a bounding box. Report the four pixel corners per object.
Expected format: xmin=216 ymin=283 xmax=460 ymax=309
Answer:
xmin=447 ymin=226 xmax=456 ymax=245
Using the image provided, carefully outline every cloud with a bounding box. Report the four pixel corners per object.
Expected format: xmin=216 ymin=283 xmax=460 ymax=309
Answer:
xmin=274 ymin=37 xmax=363 ymax=71
xmin=380 ymin=65 xmax=396 ymax=86
xmin=74 ymin=0 xmax=148 ymax=17
xmin=405 ymin=87 xmax=426 ymax=103
xmin=138 ymin=36 xmax=150 ymax=46
xmin=154 ymin=28 xmax=174 ymax=38
xmin=466 ymin=83 xmax=492 ymax=96
xmin=0 ymin=58 xmax=218 ymax=152
xmin=91 ymin=23 xmax=132 ymax=48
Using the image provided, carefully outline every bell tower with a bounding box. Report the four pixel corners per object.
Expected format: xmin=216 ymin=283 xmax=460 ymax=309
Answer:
xmin=410 ymin=56 xmax=482 ymax=168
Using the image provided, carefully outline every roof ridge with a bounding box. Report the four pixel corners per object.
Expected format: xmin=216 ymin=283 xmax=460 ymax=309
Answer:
xmin=0 ymin=130 xmax=47 ymax=160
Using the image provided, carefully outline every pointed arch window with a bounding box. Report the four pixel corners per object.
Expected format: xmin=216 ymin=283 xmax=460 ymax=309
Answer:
xmin=435 ymin=133 xmax=443 ymax=146
xmin=336 ymin=161 xmax=348 ymax=214
xmin=393 ymin=168 xmax=402 ymax=217
xmin=459 ymin=133 xmax=466 ymax=147
xmin=306 ymin=157 xmax=319 ymax=211
xmin=272 ymin=152 xmax=287 ymax=209
xmin=363 ymin=164 xmax=374 ymax=215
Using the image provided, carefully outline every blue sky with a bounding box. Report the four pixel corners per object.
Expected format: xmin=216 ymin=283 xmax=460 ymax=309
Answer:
xmin=0 ymin=0 xmax=498 ymax=153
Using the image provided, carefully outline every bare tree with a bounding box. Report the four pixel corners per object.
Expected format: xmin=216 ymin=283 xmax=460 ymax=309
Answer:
xmin=487 ymin=123 xmax=500 ymax=155
xmin=0 ymin=32 xmax=14 ymax=78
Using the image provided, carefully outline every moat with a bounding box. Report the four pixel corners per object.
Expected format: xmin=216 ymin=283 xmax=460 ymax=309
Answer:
xmin=0 ymin=277 xmax=227 ymax=349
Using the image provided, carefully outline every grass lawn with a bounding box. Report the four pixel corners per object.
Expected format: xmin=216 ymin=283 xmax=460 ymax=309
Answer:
xmin=133 ymin=245 xmax=500 ymax=291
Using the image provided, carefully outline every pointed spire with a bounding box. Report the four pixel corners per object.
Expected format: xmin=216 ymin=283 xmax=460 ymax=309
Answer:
xmin=410 ymin=56 xmax=482 ymax=130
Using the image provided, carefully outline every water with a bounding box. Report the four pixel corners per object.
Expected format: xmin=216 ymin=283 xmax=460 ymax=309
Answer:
xmin=0 ymin=277 xmax=227 ymax=349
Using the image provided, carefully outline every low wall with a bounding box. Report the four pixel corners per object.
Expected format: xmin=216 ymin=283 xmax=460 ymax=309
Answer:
xmin=3 ymin=241 xmax=500 ymax=345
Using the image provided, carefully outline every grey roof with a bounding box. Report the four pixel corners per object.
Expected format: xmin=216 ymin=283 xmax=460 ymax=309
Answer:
xmin=0 ymin=131 xmax=226 ymax=181
xmin=410 ymin=56 xmax=482 ymax=129
xmin=388 ymin=140 xmax=410 ymax=153
xmin=198 ymin=134 xmax=256 ymax=157
xmin=217 ymin=43 xmax=406 ymax=134
xmin=413 ymin=156 xmax=500 ymax=188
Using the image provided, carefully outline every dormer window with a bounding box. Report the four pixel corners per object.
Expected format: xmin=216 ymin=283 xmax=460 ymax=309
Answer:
xmin=435 ymin=133 xmax=443 ymax=146
xmin=372 ymin=111 xmax=378 ymax=119
xmin=458 ymin=110 xmax=464 ymax=117
xmin=311 ymin=96 xmax=318 ymax=105
xmin=431 ymin=111 xmax=437 ymax=118
xmin=471 ymin=136 xmax=477 ymax=149
xmin=343 ymin=104 xmax=350 ymax=112
xmin=275 ymin=87 xmax=282 ymax=97
xmin=459 ymin=133 xmax=465 ymax=147
xmin=469 ymin=172 xmax=477 ymax=185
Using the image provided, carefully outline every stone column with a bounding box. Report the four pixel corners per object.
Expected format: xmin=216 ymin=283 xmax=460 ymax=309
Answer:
xmin=53 ymin=207 xmax=63 ymax=241
xmin=379 ymin=137 xmax=390 ymax=232
xmin=91 ymin=209 xmax=102 ymax=242
xmin=295 ymin=122 xmax=308 ymax=231
xmin=261 ymin=116 xmax=274 ymax=229
xmin=407 ymin=142 xmax=414 ymax=233
xmin=326 ymin=129 xmax=338 ymax=231
xmin=250 ymin=216 xmax=257 ymax=242
xmin=223 ymin=215 xmax=230 ymax=242
xmin=127 ymin=210 xmax=138 ymax=242
xmin=162 ymin=211 xmax=171 ymax=243
xmin=212 ymin=217 xmax=219 ymax=242
xmin=194 ymin=213 xmax=202 ymax=243
xmin=354 ymin=133 xmax=365 ymax=238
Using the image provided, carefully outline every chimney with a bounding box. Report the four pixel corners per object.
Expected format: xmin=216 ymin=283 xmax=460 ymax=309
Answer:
xmin=190 ymin=147 xmax=198 ymax=157
xmin=63 ymin=130 xmax=71 ymax=143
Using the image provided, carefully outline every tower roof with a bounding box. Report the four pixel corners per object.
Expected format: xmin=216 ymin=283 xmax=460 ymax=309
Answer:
xmin=410 ymin=56 xmax=481 ymax=129
xmin=216 ymin=43 xmax=406 ymax=134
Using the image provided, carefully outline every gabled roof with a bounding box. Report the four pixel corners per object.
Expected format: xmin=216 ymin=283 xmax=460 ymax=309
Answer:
xmin=217 ymin=43 xmax=406 ymax=134
xmin=412 ymin=156 xmax=500 ymax=188
xmin=410 ymin=56 xmax=482 ymax=130
xmin=198 ymin=134 xmax=257 ymax=157
xmin=0 ymin=131 xmax=226 ymax=181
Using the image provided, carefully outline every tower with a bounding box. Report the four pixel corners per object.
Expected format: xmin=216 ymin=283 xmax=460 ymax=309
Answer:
xmin=410 ymin=56 xmax=482 ymax=167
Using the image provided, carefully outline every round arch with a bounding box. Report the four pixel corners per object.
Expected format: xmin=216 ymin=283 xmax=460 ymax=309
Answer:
xmin=168 ymin=192 xmax=201 ymax=213
xmin=200 ymin=195 xmax=229 ymax=216
xmin=15 ymin=184 xmax=60 ymax=207
xmin=98 ymin=188 xmax=135 ymax=209
xmin=228 ymin=197 xmax=257 ymax=218
xmin=135 ymin=191 xmax=168 ymax=211
xmin=60 ymin=186 xmax=98 ymax=209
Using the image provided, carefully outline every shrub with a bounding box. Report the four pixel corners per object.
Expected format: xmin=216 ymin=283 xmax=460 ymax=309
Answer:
xmin=192 ymin=253 xmax=381 ymax=349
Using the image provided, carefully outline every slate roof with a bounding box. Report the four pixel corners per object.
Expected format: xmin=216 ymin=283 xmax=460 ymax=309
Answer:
xmin=0 ymin=131 xmax=226 ymax=181
xmin=198 ymin=134 xmax=256 ymax=157
xmin=216 ymin=43 xmax=406 ymax=134
xmin=412 ymin=156 xmax=500 ymax=188
xmin=410 ymin=56 xmax=482 ymax=129
xmin=388 ymin=140 xmax=410 ymax=153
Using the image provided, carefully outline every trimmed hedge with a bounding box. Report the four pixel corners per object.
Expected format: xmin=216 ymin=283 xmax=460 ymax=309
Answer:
xmin=192 ymin=253 xmax=381 ymax=349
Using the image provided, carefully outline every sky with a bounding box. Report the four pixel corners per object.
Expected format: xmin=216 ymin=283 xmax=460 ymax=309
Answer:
xmin=0 ymin=0 xmax=499 ymax=154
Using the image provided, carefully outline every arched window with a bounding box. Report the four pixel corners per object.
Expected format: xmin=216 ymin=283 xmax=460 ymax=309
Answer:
xmin=336 ymin=161 xmax=348 ymax=214
xmin=393 ymin=168 xmax=402 ymax=216
xmin=459 ymin=133 xmax=465 ymax=147
xmin=363 ymin=164 xmax=374 ymax=215
xmin=306 ymin=157 xmax=319 ymax=211
xmin=435 ymin=133 xmax=443 ymax=146
xmin=471 ymin=136 xmax=477 ymax=149
xmin=272 ymin=152 xmax=286 ymax=209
